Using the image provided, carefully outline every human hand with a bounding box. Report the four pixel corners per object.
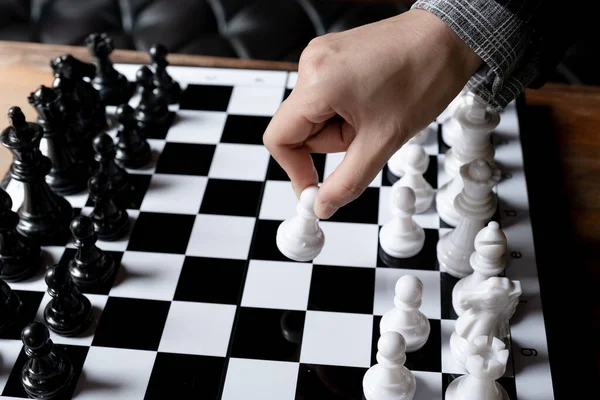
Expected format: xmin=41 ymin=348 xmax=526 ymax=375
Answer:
xmin=263 ymin=9 xmax=481 ymax=219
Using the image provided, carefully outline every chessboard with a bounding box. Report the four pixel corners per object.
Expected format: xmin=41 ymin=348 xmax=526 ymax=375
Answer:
xmin=0 ymin=37 xmax=558 ymax=399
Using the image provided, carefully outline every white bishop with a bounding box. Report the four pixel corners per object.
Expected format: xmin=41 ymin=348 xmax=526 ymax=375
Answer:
xmin=453 ymin=221 xmax=507 ymax=316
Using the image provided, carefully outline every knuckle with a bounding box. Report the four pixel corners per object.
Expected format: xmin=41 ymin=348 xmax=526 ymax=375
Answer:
xmin=298 ymin=34 xmax=339 ymax=85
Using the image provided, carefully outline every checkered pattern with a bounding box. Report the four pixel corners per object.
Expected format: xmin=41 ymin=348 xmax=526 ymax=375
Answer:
xmin=0 ymin=64 xmax=554 ymax=399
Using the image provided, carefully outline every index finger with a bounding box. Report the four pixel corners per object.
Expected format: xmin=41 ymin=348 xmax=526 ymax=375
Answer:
xmin=263 ymin=88 xmax=336 ymax=197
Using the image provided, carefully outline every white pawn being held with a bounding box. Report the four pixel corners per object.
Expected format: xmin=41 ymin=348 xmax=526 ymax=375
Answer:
xmin=386 ymin=128 xmax=430 ymax=179
xmin=453 ymin=221 xmax=507 ymax=316
xmin=393 ymin=144 xmax=434 ymax=213
xmin=363 ymin=331 xmax=416 ymax=400
xmin=380 ymin=275 xmax=430 ymax=352
xmin=276 ymin=185 xmax=324 ymax=262
xmin=379 ymin=186 xmax=425 ymax=259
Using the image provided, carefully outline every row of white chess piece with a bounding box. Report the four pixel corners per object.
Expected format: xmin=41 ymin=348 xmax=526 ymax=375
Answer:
xmin=364 ymin=226 xmax=521 ymax=399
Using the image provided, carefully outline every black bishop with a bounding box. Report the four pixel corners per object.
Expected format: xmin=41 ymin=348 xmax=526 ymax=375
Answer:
xmin=44 ymin=263 xmax=93 ymax=336
xmin=20 ymin=322 xmax=74 ymax=398
xmin=68 ymin=215 xmax=116 ymax=289
xmin=0 ymin=107 xmax=73 ymax=244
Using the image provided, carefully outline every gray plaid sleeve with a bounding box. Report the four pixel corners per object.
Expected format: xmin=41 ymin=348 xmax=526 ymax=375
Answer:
xmin=411 ymin=0 xmax=538 ymax=110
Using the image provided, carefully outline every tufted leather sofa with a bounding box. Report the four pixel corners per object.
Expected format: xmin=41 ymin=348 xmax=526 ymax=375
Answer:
xmin=0 ymin=0 xmax=412 ymax=62
xmin=0 ymin=0 xmax=594 ymax=84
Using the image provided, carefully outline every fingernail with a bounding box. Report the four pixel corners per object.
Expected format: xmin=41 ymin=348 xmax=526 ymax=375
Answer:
xmin=316 ymin=201 xmax=338 ymax=219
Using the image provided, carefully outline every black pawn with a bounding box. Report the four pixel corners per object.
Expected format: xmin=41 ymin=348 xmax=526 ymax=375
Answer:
xmin=20 ymin=322 xmax=73 ymax=398
xmin=0 ymin=107 xmax=73 ymax=244
xmin=134 ymin=66 xmax=169 ymax=132
xmin=114 ymin=104 xmax=151 ymax=169
xmin=92 ymin=132 xmax=129 ymax=204
xmin=0 ymin=277 xmax=22 ymax=333
xmin=68 ymin=215 xmax=116 ymax=289
xmin=149 ymin=43 xmax=180 ymax=104
xmin=0 ymin=187 xmax=42 ymax=282
xmin=88 ymin=173 xmax=129 ymax=242
xmin=85 ymin=32 xmax=133 ymax=105
xmin=44 ymin=263 xmax=92 ymax=336
xmin=28 ymin=85 xmax=88 ymax=195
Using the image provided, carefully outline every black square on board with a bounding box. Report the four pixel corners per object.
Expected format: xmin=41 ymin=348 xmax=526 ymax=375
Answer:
xmin=221 ymin=115 xmax=271 ymax=145
xmin=381 ymin=155 xmax=437 ymax=189
xmin=266 ymin=153 xmax=326 ymax=182
xmin=283 ymin=88 xmax=293 ymax=101
xmin=127 ymin=212 xmax=196 ymax=254
xmin=249 ymin=219 xmax=293 ymax=262
xmin=154 ymin=142 xmax=215 ymax=176
xmin=144 ymin=352 xmax=226 ymax=400
xmin=326 ymin=187 xmax=379 ymax=224
xmin=308 ymin=264 xmax=375 ymax=314
xmin=295 ymin=363 xmax=367 ymax=399
xmin=2 ymin=344 xmax=88 ymax=399
xmin=441 ymin=272 xmax=460 ymax=320
xmin=92 ymin=297 xmax=170 ymax=351
xmin=372 ymin=316 xmax=442 ymax=373
xmin=438 ymin=124 xmax=450 ymax=154
xmin=179 ymin=84 xmax=233 ymax=112
xmin=377 ymin=228 xmax=439 ymax=271
xmin=174 ymin=256 xmax=246 ymax=304
xmin=199 ymin=179 xmax=262 ymax=217
xmin=59 ymin=249 xmax=123 ymax=295
xmin=229 ymin=307 xmax=305 ymax=362
xmin=140 ymin=111 xmax=175 ymax=140
xmin=0 ymin=290 xmax=44 ymax=340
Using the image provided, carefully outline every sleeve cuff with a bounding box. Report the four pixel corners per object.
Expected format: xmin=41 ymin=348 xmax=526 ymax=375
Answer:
xmin=411 ymin=0 xmax=534 ymax=110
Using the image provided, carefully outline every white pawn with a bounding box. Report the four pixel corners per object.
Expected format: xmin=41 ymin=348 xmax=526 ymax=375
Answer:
xmin=363 ymin=331 xmax=416 ymax=400
xmin=437 ymin=159 xmax=500 ymax=278
xmin=445 ymin=335 xmax=510 ymax=400
xmin=386 ymin=128 xmax=430 ymax=179
xmin=380 ymin=275 xmax=430 ymax=352
xmin=276 ymin=185 xmax=324 ymax=262
xmin=443 ymin=97 xmax=499 ymax=180
xmin=393 ymin=144 xmax=434 ymax=213
xmin=452 ymin=221 xmax=507 ymax=316
xmin=379 ymin=186 xmax=425 ymax=258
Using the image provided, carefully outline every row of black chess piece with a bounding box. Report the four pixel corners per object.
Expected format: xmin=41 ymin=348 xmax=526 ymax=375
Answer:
xmin=1 ymin=212 xmax=116 ymax=398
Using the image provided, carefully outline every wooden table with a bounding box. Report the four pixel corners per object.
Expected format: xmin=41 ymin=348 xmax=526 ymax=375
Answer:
xmin=0 ymin=40 xmax=598 ymax=385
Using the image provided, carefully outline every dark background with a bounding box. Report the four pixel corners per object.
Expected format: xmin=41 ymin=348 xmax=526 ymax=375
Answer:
xmin=0 ymin=0 xmax=597 ymax=86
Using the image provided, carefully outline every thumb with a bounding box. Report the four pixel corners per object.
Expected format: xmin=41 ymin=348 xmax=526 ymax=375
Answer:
xmin=314 ymin=130 xmax=393 ymax=219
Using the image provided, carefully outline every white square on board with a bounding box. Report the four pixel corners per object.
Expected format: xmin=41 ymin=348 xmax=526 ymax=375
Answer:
xmin=34 ymin=293 xmax=108 ymax=346
xmin=74 ymin=347 xmax=156 ymax=400
xmin=314 ymin=221 xmax=379 ymax=268
xmin=186 ymin=214 xmax=255 ymax=260
xmin=64 ymin=189 xmax=90 ymax=209
xmin=158 ymin=301 xmax=236 ymax=357
xmin=241 ymin=260 xmax=312 ymax=311
xmin=227 ymin=85 xmax=285 ymax=117
xmin=140 ymin=174 xmax=207 ymax=214
xmin=324 ymin=152 xmax=382 ymax=187
xmin=373 ymin=268 xmax=441 ymax=319
xmin=300 ymin=311 xmax=373 ymax=368
xmin=208 ymin=143 xmax=270 ymax=181
xmin=0 ymin=340 xmax=23 ymax=394
xmin=378 ymin=186 xmax=440 ymax=229
xmin=165 ymin=110 xmax=227 ymax=144
xmin=258 ymin=180 xmax=297 ymax=220
xmin=441 ymin=319 xmax=467 ymax=375
xmin=109 ymin=251 xmax=185 ymax=300
xmin=221 ymin=358 xmax=299 ymax=400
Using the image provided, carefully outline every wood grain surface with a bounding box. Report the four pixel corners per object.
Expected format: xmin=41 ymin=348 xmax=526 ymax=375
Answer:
xmin=0 ymin=40 xmax=598 ymax=384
